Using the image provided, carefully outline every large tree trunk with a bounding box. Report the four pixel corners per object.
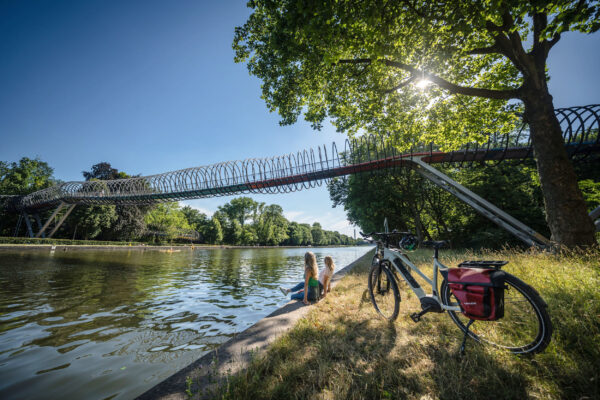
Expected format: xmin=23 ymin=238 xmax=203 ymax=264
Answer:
xmin=523 ymin=93 xmax=596 ymax=248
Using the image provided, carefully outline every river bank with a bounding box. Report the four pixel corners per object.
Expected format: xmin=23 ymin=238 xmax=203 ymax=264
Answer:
xmin=170 ymin=248 xmax=598 ymax=400
xmin=136 ymin=249 xmax=375 ymax=400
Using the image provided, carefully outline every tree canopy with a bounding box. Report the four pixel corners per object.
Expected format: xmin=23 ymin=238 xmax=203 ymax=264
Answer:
xmin=234 ymin=0 xmax=600 ymax=247
xmin=0 ymin=158 xmax=56 ymax=236
xmin=234 ymin=0 xmax=598 ymax=142
xmin=0 ymin=157 xmax=55 ymax=195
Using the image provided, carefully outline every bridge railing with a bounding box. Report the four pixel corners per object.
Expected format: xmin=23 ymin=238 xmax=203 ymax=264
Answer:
xmin=7 ymin=105 xmax=599 ymax=212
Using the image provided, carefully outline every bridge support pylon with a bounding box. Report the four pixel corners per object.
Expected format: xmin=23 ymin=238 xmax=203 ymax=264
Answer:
xmin=409 ymin=157 xmax=551 ymax=248
xmin=13 ymin=202 xmax=78 ymax=239
xmin=33 ymin=202 xmax=76 ymax=238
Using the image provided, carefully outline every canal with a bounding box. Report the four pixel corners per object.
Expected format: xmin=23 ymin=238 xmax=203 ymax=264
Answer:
xmin=0 ymin=246 xmax=370 ymax=399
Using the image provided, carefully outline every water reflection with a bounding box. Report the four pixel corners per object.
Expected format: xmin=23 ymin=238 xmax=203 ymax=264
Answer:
xmin=0 ymin=246 xmax=369 ymax=400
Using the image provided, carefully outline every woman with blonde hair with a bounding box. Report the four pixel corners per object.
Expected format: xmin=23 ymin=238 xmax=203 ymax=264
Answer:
xmin=319 ymin=256 xmax=335 ymax=298
xmin=280 ymin=251 xmax=320 ymax=305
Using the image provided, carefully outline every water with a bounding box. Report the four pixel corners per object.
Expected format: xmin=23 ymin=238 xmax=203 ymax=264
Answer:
xmin=0 ymin=246 xmax=370 ymax=400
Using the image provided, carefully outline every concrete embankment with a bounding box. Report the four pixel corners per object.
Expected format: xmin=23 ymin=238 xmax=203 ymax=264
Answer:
xmin=136 ymin=248 xmax=375 ymax=400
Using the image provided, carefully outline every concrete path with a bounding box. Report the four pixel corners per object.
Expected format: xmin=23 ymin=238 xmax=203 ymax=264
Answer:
xmin=136 ymin=249 xmax=374 ymax=400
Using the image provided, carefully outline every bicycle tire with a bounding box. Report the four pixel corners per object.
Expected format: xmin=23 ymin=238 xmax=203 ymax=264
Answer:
xmin=368 ymin=260 xmax=400 ymax=321
xmin=441 ymin=272 xmax=552 ymax=355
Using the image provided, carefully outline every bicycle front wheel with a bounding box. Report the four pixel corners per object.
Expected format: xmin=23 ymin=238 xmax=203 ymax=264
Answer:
xmin=368 ymin=261 xmax=400 ymax=321
xmin=441 ymin=273 xmax=552 ymax=355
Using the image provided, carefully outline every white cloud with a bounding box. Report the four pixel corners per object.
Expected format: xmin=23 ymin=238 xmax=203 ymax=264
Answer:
xmin=283 ymin=210 xmax=304 ymax=221
xmin=181 ymin=200 xmax=214 ymax=217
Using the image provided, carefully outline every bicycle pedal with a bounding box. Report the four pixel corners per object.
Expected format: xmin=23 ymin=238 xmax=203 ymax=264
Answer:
xmin=410 ymin=313 xmax=421 ymax=323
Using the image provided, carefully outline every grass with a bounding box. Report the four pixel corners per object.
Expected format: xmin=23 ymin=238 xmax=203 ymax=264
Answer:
xmin=203 ymin=248 xmax=599 ymax=400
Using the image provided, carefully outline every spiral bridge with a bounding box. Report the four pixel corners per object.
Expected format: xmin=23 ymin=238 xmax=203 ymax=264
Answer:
xmin=7 ymin=104 xmax=598 ymax=214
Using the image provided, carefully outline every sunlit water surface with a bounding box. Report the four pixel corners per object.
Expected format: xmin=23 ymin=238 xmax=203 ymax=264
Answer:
xmin=0 ymin=246 xmax=370 ymax=400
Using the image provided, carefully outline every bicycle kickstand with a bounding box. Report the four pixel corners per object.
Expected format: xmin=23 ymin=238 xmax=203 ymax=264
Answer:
xmin=459 ymin=319 xmax=475 ymax=357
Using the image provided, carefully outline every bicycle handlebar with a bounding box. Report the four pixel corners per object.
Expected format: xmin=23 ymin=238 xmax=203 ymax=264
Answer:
xmin=360 ymin=230 xmax=412 ymax=239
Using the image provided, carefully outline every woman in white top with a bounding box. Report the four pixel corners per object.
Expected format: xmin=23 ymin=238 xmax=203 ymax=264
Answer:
xmin=319 ymin=256 xmax=335 ymax=298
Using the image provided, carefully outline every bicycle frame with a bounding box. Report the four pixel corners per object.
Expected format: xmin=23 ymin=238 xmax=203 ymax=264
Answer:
xmin=377 ymin=243 xmax=461 ymax=312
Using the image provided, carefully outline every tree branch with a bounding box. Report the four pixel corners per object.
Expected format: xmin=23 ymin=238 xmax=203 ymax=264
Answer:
xmin=382 ymin=60 xmax=521 ymax=100
xmin=467 ymin=44 xmax=501 ymax=55
xmin=384 ymin=75 xmax=416 ymax=93
xmin=336 ymin=58 xmax=372 ymax=66
xmin=533 ymin=12 xmax=548 ymax=48
xmin=335 ymin=58 xmax=522 ymax=100
xmin=547 ymin=33 xmax=561 ymax=50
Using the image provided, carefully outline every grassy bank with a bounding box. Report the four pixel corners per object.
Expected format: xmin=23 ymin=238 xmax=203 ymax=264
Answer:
xmin=202 ymin=248 xmax=599 ymax=400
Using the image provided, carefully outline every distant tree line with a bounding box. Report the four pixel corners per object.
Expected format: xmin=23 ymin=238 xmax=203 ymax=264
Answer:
xmin=0 ymin=158 xmax=357 ymax=246
xmin=183 ymin=197 xmax=356 ymax=246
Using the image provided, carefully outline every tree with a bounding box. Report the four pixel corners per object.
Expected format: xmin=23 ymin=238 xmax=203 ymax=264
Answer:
xmin=144 ymin=203 xmax=192 ymax=241
xmin=0 ymin=157 xmax=55 ymax=195
xmin=241 ymin=225 xmax=258 ymax=245
xmin=108 ymin=204 xmax=152 ymax=241
xmin=311 ymin=222 xmax=325 ymax=245
xmin=82 ymin=162 xmax=127 ymax=181
xmin=299 ymin=223 xmax=313 ymax=245
xmin=181 ymin=206 xmax=209 ymax=229
xmin=218 ymin=197 xmax=259 ymax=227
xmin=181 ymin=205 xmax=210 ymax=240
xmin=329 ymin=163 xmax=551 ymax=248
xmin=234 ymin=1 xmax=599 ymax=247
xmin=205 ymin=216 xmax=224 ymax=244
xmin=287 ymin=221 xmax=304 ymax=245
xmin=71 ymin=204 xmax=117 ymax=240
xmin=229 ymin=219 xmax=244 ymax=245
xmin=257 ymin=204 xmax=289 ymax=245
xmin=0 ymin=157 xmax=56 ymax=236
xmin=77 ymin=162 xmax=150 ymax=241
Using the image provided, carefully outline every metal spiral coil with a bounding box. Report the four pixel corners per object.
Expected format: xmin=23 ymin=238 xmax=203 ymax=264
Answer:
xmin=8 ymin=105 xmax=600 ymax=212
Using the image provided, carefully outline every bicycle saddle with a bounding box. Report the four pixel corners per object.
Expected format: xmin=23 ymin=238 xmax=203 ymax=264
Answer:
xmin=422 ymin=240 xmax=448 ymax=249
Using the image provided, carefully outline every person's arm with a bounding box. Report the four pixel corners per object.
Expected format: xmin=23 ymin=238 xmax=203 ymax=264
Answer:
xmin=322 ymin=275 xmax=331 ymax=298
xmin=303 ymin=274 xmax=310 ymax=305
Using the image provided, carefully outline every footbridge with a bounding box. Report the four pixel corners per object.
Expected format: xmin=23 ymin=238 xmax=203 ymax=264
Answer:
xmin=3 ymin=105 xmax=599 ymax=246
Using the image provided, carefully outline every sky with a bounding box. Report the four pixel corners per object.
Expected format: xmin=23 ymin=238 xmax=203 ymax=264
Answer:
xmin=1 ymin=1 xmax=599 ymax=237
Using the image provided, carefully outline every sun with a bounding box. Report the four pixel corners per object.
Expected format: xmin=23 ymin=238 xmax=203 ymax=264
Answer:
xmin=415 ymin=79 xmax=431 ymax=90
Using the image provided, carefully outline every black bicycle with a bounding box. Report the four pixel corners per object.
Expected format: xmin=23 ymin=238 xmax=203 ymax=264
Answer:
xmin=364 ymin=231 xmax=553 ymax=355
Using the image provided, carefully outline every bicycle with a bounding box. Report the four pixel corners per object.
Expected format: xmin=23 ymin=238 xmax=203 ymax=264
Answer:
xmin=363 ymin=231 xmax=553 ymax=355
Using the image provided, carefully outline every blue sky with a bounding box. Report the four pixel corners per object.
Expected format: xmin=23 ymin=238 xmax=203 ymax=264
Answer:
xmin=1 ymin=1 xmax=599 ymax=236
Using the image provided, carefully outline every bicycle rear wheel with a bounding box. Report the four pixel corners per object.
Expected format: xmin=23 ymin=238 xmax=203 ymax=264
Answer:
xmin=368 ymin=260 xmax=400 ymax=321
xmin=441 ymin=273 xmax=552 ymax=355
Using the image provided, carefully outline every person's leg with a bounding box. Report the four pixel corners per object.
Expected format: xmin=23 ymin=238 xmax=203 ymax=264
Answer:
xmin=289 ymin=281 xmax=305 ymax=292
xmin=290 ymin=291 xmax=305 ymax=300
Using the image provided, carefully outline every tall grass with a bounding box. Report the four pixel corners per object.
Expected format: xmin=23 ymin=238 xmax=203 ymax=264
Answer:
xmin=205 ymin=248 xmax=599 ymax=400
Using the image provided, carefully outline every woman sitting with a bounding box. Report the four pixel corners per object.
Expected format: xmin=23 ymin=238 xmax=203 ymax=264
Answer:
xmin=319 ymin=256 xmax=335 ymax=298
xmin=280 ymin=251 xmax=320 ymax=305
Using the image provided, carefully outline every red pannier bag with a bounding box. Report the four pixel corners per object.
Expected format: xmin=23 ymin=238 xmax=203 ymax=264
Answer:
xmin=448 ymin=265 xmax=506 ymax=321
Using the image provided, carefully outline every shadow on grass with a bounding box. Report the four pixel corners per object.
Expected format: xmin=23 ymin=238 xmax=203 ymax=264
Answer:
xmin=212 ymin=311 xmax=530 ymax=400
xmin=533 ymin=284 xmax=600 ymax=400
